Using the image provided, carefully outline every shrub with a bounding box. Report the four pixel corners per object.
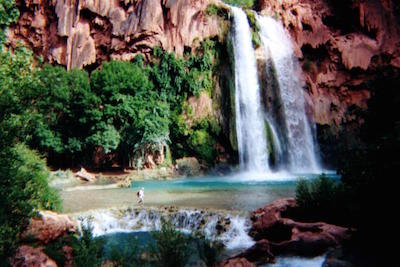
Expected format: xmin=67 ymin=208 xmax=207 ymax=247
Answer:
xmin=71 ymin=218 xmax=105 ymax=267
xmin=295 ymin=174 xmax=348 ymax=225
xmin=195 ymin=234 xmax=223 ymax=267
xmin=150 ymin=219 xmax=192 ymax=267
xmin=0 ymin=144 xmax=62 ymax=263
xmin=108 ymin=237 xmax=144 ymax=267
xmin=222 ymin=0 xmax=254 ymax=9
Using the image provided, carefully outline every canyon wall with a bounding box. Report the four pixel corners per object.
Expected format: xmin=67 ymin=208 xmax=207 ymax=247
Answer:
xmin=255 ymin=0 xmax=400 ymax=164
xmin=8 ymin=0 xmax=400 ymax=165
xmin=8 ymin=0 xmax=221 ymax=69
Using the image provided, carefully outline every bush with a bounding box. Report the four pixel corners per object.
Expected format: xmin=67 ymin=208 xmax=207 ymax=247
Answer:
xmin=195 ymin=234 xmax=223 ymax=267
xmin=150 ymin=219 xmax=192 ymax=267
xmin=295 ymin=174 xmax=348 ymax=225
xmin=0 ymin=144 xmax=62 ymax=263
xmin=71 ymin=218 xmax=105 ymax=267
xmin=108 ymin=237 xmax=144 ymax=267
xmin=0 ymin=0 xmax=19 ymax=44
xmin=222 ymin=0 xmax=254 ymax=9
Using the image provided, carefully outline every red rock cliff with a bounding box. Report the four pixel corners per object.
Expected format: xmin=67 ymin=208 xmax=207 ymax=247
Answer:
xmin=256 ymin=0 xmax=400 ymax=130
xmin=8 ymin=0 xmax=221 ymax=69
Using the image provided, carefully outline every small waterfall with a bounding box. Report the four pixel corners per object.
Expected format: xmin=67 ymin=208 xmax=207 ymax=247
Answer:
xmin=257 ymin=16 xmax=320 ymax=173
xmin=231 ymin=7 xmax=270 ymax=173
xmin=74 ymin=207 xmax=255 ymax=251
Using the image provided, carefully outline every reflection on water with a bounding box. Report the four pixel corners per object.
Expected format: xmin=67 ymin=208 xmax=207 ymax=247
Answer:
xmin=62 ymin=171 xmax=338 ymax=213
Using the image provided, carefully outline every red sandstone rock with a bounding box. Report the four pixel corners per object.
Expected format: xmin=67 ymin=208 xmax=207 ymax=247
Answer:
xmin=23 ymin=211 xmax=77 ymax=244
xmin=255 ymin=0 xmax=400 ymax=130
xmin=236 ymin=239 xmax=274 ymax=264
xmin=8 ymin=0 xmax=222 ymax=69
xmin=219 ymin=257 xmax=256 ymax=267
xmin=11 ymin=245 xmax=57 ymax=267
xmin=249 ymin=198 xmax=351 ymax=258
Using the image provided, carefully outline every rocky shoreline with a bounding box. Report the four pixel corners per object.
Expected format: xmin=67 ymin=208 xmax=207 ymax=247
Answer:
xmin=13 ymin=198 xmax=353 ymax=266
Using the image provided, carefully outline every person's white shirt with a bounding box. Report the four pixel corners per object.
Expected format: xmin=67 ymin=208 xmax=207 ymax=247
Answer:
xmin=138 ymin=187 xmax=144 ymax=204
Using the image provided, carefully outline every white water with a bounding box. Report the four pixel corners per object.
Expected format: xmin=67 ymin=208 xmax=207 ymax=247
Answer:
xmin=75 ymin=207 xmax=255 ymax=251
xmin=231 ymin=7 xmax=270 ymax=173
xmin=257 ymin=16 xmax=320 ymax=173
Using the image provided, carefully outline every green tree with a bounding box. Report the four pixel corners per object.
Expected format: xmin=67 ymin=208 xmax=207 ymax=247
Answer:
xmin=0 ymin=0 xmax=19 ymax=44
xmin=0 ymin=144 xmax=61 ymax=263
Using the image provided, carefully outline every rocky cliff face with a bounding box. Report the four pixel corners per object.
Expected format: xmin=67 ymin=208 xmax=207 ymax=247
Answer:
xmin=256 ymin=0 xmax=400 ymax=128
xmin=8 ymin=0 xmax=221 ymax=69
xmin=257 ymin=0 xmax=400 ymax=127
xmin=255 ymin=0 xmax=400 ymax=164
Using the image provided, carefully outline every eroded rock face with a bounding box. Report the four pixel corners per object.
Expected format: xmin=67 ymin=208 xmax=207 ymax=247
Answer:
xmin=12 ymin=245 xmax=57 ymax=267
xmin=256 ymin=0 xmax=400 ymax=130
xmin=23 ymin=211 xmax=77 ymax=244
xmin=229 ymin=198 xmax=351 ymax=264
xmin=8 ymin=0 xmax=221 ymax=69
xmin=219 ymin=257 xmax=256 ymax=267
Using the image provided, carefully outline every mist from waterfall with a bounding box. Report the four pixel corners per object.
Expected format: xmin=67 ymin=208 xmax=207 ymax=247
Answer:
xmin=257 ymin=15 xmax=320 ymax=173
xmin=231 ymin=7 xmax=270 ymax=173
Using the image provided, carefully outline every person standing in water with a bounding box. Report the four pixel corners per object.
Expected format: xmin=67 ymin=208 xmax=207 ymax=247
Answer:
xmin=137 ymin=187 xmax=144 ymax=205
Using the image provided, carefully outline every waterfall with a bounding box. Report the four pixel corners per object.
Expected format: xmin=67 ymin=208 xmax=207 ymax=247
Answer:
xmin=74 ymin=207 xmax=255 ymax=251
xmin=231 ymin=7 xmax=270 ymax=173
xmin=257 ymin=15 xmax=320 ymax=173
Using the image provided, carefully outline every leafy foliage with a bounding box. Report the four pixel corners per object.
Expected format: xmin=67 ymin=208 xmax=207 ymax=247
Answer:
xmin=0 ymin=0 xmax=19 ymax=44
xmin=150 ymin=219 xmax=192 ymax=267
xmin=1 ymin=39 xmax=223 ymax=168
xmin=0 ymin=144 xmax=61 ymax=263
xmin=71 ymin=219 xmax=105 ymax=267
xmin=295 ymin=174 xmax=348 ymax=225
xmin=222 ymin=0 xmax=254 ymax=9
xmin=195 ymin=233 xmax=223 ymax=267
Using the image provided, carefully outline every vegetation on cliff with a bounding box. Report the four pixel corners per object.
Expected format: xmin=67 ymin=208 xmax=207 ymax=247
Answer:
xmin=0 ymin=37 xmax=231 ymax=169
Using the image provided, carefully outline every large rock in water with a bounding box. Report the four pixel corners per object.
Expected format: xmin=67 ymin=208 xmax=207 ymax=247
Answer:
xmin=23 ymin=211 xmax=77 ymax=244
xmin=7 ymin=0 xmax=222 ymax=69
xmin=11 ymin=245 xmax=57 ymax=267
xmin=227 ymin=198 xmax=351 ymax=264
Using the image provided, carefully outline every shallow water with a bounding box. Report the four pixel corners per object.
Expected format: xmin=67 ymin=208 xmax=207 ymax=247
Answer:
xmin=61 ymin=171 xmax=338 ymax=213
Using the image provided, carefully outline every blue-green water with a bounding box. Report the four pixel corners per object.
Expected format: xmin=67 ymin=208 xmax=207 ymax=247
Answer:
xmin=131 ymin=171 xmax=339 ymax=191
xmin=63 ymin=171 xmax=339 ymax=212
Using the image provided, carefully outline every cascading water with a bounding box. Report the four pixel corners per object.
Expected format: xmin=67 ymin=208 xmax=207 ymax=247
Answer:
xmin=231 ymin=7 xmax=270 ymax=173
xmin=74 ymin=207 xmax=255 ymax=250
xmin=257 ymin=15 xmax=320 ymax=173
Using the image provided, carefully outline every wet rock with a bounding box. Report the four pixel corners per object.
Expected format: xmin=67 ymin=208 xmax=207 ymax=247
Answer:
xmin=219 ymin=257 xmax=256 ymax=267
xmin=235 ymin=239 xmax=275 ymax=264
xmin=246 ymin=198 xmax=351 ymax=261
xmin=11 ymin=245 xmax=57 ymax=267
xmin=23 ymin=211 xmax=77 ymax=244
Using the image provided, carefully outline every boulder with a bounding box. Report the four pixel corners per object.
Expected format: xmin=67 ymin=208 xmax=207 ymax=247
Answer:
xmin=11 ymin=245 xmax=57 ymax=267
xmin=235 ymin=239 xmax=274 ymax=264
xmin=75 ymin=167 xmax=96 ymax=182
xmin=23 ymin=211 xmax=77 ymax=244
xmin=219 ymin=257 xmax=256 ymax=267
xmin=176 ymin=157 xmax=201 ymax=176
xmin=234 ymin=198 xmax=351 ymax=264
